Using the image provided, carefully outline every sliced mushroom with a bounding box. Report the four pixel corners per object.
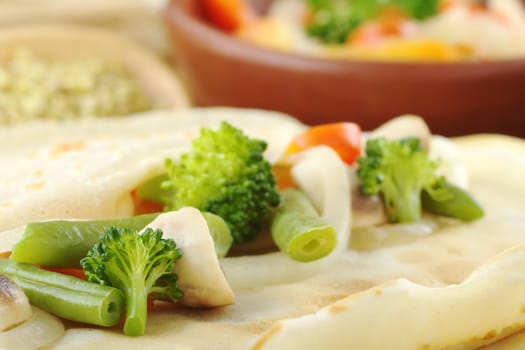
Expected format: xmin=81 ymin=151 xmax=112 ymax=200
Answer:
xmin=142 ymin=208 xmax=235 ymax=308
xmin=0 ymin=274 xmax=32 ymax=331
xmin=369 ymin=115 xmax=432 ymax=151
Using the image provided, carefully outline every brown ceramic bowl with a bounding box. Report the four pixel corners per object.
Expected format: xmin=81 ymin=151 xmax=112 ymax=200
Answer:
xmin=165 ymin=0 xmax=525 ymax=137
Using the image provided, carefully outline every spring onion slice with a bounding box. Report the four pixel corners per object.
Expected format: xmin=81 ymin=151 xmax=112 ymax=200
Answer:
xmin=0 ymin=306 xmax=64 ymax=350
xmin=271 ymin=189 xmax=337 ymax=262
xmin=202 ymin=212 xmax=233 ymax=258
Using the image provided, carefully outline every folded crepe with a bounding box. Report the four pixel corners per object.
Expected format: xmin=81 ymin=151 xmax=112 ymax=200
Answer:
xmin=1 ymin=108 xmax=525 ymax=350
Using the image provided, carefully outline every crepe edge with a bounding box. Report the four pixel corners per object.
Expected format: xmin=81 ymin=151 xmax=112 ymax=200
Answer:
xmin=252 ymin=243 xmax=525 ymax=350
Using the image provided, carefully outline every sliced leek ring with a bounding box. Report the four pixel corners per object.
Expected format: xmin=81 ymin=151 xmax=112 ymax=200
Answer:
xmin=0 ymin=274 xmax=32 ymax=332
xmin=0 ymin=306 xmax=65 ymax=350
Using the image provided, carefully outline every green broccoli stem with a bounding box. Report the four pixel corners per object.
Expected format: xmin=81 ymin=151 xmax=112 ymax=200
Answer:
xmin=81 ymin=227 xmax=183 ymax=337
xmin=271 ymin=189 xmax=337 ymax=262
xmin=123 ymin=272 xmax=148 ymax=337
xmin=383 ymin=178 xmax=422 ymax=223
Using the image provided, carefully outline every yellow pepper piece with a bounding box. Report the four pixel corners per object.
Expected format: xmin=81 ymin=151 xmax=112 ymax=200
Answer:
xmin=326 ymin=39 xmax=474 ymax=62
xmin=235 ymin=18 xmax=294 ymax=51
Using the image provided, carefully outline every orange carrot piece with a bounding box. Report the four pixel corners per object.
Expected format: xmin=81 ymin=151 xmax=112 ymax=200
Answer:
xmin=131 ymin=189 xmax=164 ymax=215
xmin=272 ymin=165 xmax=295 ymax=190
xmin=286 ymin=123 xmax=362 ymax=166
xmin=201 ymin=0 xmax=255 ymax=32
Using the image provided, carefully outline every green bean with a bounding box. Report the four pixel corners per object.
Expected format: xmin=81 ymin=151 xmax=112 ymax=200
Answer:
xmin=0 ymin=259 xmax=124 ymax=327
xmin=202 ymin=212 xmax=233 ymax=258
xmin=271 ymin=189 xmax=337 ymax=262
xmin=422 ymin=181 xmax=484 ymax=221
xmin=10 ymin=213 xmax=158 ymax=268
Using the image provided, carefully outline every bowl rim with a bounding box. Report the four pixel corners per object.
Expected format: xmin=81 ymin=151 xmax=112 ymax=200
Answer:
xmin=167 ymin=0 xmax=525 ymax=71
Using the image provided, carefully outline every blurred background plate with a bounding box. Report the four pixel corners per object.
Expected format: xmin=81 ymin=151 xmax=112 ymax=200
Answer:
xmin=0 ymin=24 xmax=189 ymax=113
xmin=0 ymin=0 xmax=169 ymax=55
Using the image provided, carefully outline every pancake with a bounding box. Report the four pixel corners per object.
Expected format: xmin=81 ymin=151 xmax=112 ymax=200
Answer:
xmin=1 ymin=108 xmax=524 ymax=349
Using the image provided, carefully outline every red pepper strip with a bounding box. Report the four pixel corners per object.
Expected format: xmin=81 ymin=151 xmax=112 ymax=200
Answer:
xmin=286 ymin=123 xmax=362 ymax=166
xmin=41 ymin=266 xmax=86 ymax=280
xmin=131 ymin=189 xmax=164 ymax=215
xmin=200 ymin=0 xmax=255 ymax=32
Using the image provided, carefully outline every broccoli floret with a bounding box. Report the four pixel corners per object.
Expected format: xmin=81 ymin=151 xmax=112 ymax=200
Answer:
xmin=306 ymin=0 xmax=363 ymax=44
xmin=80 ymin=227 xmax=183 ymax=336
xmin=357 ymin=137 xmax=449 ymax=223
xmin=305 ymin=0 xmax=439 ymax=44
xmin=162 ymin=121 xmax=280 ymax=244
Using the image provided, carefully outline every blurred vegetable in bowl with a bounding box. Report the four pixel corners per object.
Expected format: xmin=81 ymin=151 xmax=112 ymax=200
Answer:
xmin=305 ymin=0 xmax=439 ymax=45
xmin=216 ymin=0 xmax=525 ymax=61
xmin=165 ymin=0 xmax=525 ymax=137
xmin=201 ymin=0 xmax=256 ymax=32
